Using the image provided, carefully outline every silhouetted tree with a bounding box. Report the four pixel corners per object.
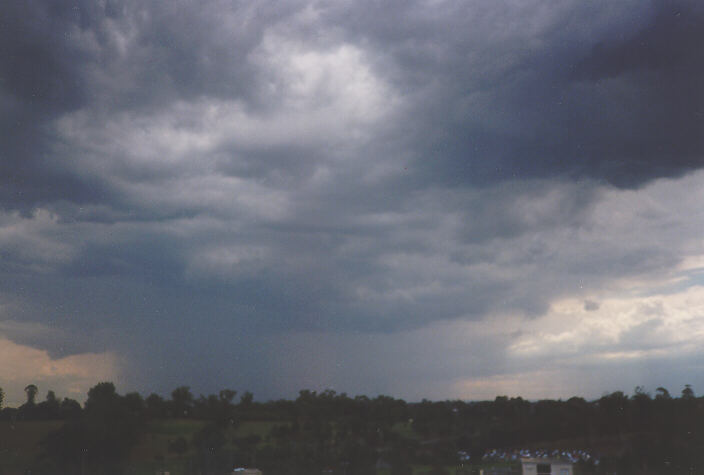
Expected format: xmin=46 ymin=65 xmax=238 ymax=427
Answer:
xmin=145 ymin=393 xmax=168 ymax=418
xmin=655 ymin=386 xmax=672 ymax=399
xmin=18 ymin=384 xmax=41 ymax=420
xmin=36 ymin=390 xmax=61 ymax=419
xmin=239 ymin=390 xmax=254 ymax=408
xmin=41 ymin=382 xmax=145 ymax=475
xmin=681 ymin=384 xmax=695 ymax=399
xmin=59 ymin=398 xmax=82 ymax=419
xmin=24 ymin=384 xmax=38 ymax=405
xmin=219 ymin=389 xmax=237 ymax=404
xmin=123 ymin=391 xmax=145 ymax=415
xmin=46 ymin=390 xmax=58 ymax=405
xmin=19 ymin=381 xmax=704 ymax=474
xmin=171 ymin=386 xmax=194 ymax=417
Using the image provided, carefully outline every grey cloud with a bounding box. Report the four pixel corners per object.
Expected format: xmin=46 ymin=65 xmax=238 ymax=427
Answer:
xmin=4 ymin=0 xmax=704 ymax=219
xmin=2 ymin=170 xmax=691 ymax=340
xmin=618 ymin=317 xmax=666 ymax=350
xmin=638 ymin=301 xmax=666 ymax=317
xmin=0 ymin=0 xmax=305 ymax=212
xmin=4 ymin=0 xmax=704 ymax=400
xmin=1 ymin=171 xmax=702 ymax=398
xmin=584 ymin=300 xmax=600 ymax=312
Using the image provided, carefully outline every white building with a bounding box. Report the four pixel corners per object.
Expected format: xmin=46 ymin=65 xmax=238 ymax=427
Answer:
xmin=521 ymin=458 xmax=573 ymax=475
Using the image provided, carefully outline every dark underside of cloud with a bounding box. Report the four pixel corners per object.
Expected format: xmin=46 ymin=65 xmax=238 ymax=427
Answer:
xmin=407 ymin=0 xmax=704 ymax=188
xmin=568 ymin=1 xmax=704 ymax=185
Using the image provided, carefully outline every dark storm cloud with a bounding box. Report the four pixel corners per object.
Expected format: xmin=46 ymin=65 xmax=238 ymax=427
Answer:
xmin=0 ymin=0 xmax=299 ymax=212
xmin=4 ymin=0 xmax=703 ymax=216
xmin=322 ymin=0 xmax=704 ymax=187
xmin=568 ymin=0 xmax=704 ymax=185
xmin=3 ymin=0 xmax=704 ymax=400
xmin=0 ymin=1 xmax=107 ymax=211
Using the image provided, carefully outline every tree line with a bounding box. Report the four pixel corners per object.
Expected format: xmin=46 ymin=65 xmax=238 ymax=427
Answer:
xmin=0 ymin=383 xmax=703 ymax=474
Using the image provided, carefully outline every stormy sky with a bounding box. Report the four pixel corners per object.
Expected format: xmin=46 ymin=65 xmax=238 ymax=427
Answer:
xmin=1 ymin=0 xmax=704 ymax=404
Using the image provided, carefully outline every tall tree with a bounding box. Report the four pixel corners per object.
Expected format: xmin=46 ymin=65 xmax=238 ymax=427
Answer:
xmin=681 ymin=384 xmax=695 ymax=399
xmin=240 ymin=391 xmax=254 ymax=408
xmin=146 ymin=393 xmax=167 ymax=418
xmin=171 ymin=386 xmax=194 ymax=417
xmin=655 ymin=386 xmax=671 ymax=399
xmin=24 ymin=384 xmax=38 ymax=405
xmin=37 ymin=390 xmax=61 ymax=419
xmin=59 ymin=397 xmax=82 ymax=419
xmin=41 ymin=382 xmax=145 ymax=475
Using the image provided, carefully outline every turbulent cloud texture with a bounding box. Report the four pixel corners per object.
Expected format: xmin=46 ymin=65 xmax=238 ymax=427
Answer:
xmin=1 ymin=0 xmax=704 ymax=400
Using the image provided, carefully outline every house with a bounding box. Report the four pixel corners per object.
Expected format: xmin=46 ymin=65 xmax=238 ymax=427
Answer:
xmin=521 ymin=458 xmax=573 ymax=475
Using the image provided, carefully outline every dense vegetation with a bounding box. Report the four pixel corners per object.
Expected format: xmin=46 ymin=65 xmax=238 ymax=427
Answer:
xmin=0 ymin=383 xmax=702 ymax=474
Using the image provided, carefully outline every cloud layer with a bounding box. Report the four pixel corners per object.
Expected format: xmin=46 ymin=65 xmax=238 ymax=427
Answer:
xmin=1 ymin=0 xmax=704 ymax=400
